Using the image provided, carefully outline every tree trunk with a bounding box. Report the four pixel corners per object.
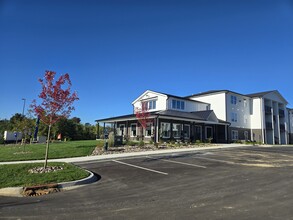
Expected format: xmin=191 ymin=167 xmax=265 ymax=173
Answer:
xmin=44 ymin=124 xmax=51 ymax=169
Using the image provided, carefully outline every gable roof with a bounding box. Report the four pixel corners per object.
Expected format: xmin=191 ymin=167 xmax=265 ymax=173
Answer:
xmin=246 ymin=90 xmax=288 ymax=104
xmin=132 ymin=90 xmax=209 ymax=105
xmin=246 ymin=90 xmax=276 ymax=97
xmin=185 ymin=89 xmax=250 ymax=99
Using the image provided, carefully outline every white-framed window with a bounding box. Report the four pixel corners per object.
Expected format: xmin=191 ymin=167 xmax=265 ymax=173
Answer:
xmin=141 ymin=100 xmax=157 ymax=110
xmin=231 ymin=112 xmax=238 ymax=122
xmin=231 ymin=130 xmax=238 ymax=140
xmin=161 ymin=122 xmax=171 ymax=138
xmin=172 ymin=123 xmax=181 ymax=138
xmin=148 ymin=100 xmax=156 ymax=110
xmin=130 ymin=123 xmax=137 ymax=137
xmin=172 ymin=99 xmax=185 ymax=110
xmin=118 ymin=124 xmax=125 ymax=136
xmin=231 ymin=95 xmax=237 ymax=105
xmin=183 ymin=124 xmax=190 ymax=139
xmin=205 ymin=126 xmax=213 ymax=139
xmin=145 ymin=122 xmax=153 ymax=137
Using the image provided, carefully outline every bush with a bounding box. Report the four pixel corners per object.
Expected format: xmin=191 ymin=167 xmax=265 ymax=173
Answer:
xmin=108 ymin=132 xmax=115 ymax=147
xmin=138 ymin=140 xmax=145 ymax=147
xmin=126 ymin=141 xmax=137 ymax=146
xmin=195 ymin=140 xmax=202 ymax=145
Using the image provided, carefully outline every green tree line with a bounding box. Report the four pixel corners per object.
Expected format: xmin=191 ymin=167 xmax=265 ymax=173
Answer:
xmin=0 ymin=113 xmax=104 ymax=143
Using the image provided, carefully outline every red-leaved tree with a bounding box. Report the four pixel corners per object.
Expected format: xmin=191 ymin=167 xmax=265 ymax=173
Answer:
xmin=135 ymin=102 xmax=152 ymax=139
xmin=30 ymin=70 xmax=79 ymax=168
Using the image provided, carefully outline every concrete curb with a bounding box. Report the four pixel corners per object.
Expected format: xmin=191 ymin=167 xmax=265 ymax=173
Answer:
xmin=0 ymin=169 xmax=97 ymax=197
xmin=58 ymin=169 xmax=98 ymax=188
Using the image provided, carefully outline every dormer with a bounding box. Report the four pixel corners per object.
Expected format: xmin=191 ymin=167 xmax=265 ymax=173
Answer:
xmin=132 ymin=90 xmax=168 ymax=112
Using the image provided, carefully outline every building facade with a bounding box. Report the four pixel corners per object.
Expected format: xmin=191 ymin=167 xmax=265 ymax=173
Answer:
xmin=96 ymin=89 xmax=292 ymax=144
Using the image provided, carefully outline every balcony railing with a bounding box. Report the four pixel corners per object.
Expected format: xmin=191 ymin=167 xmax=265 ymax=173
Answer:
xmin=265 ymin=106 xmax=272 ymax=114
xmin=280 ymin=124 xmax=285 ymax=132
xmin=279 ymin=109 xmax=285 ymax=118
xmin=266 ymin=122 xmax=273 ymax=130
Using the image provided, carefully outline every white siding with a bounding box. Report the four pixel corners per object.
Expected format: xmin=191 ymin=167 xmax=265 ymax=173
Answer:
xmin=132 ymin=91 xmax=167 ymax=112
xmin=190 ymin=93 xmax=226 ymax=120
xmin=250 ymin=98 xmax=262 ymax=129
xmin=167 ymin=98 xmax=209 ymax=112
xmin=226 ymin=92 xmax=251 ymax=129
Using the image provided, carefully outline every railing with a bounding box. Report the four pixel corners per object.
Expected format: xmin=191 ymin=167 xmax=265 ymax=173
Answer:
xmin=266 ymin=122 xmax=273 ymax=130
xmin=280 ymin=124 xmax=285 ymax=132
xmin=265 ymin=106 xmax=272 ymax=114
xmin=279 ymin=109 xmax=285 ymax=118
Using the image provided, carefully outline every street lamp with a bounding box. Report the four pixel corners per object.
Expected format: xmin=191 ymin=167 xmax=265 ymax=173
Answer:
xmin=22 ymin=98 xmax=26 ymax=116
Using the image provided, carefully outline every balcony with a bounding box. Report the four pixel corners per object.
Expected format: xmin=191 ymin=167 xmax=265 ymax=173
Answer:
xmin=279 ymin=109 xmax=285 ymax=118
xmin=265 ymin=106 xmax=272 ymax=115
xmin=266 ymin=122 xmax=273 ymax=130
xmin=280 ymin=124 xmax=285 ymax=132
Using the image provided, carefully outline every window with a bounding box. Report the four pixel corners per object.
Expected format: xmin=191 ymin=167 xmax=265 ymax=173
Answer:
xmin=131 ymin=124 xmax=137 ymax=137
xmin=161 ymin=122 xmax=171 ymax=138
xmin=183 ymin=124 xmax=190 ymax=139
xmin=172 ymin=99 xmax=185 ymax=110
xmin=231 ymin=95 xmax=237 ymax=105
xmin=145 ymin=123 xmax=153 ymax=137
xmin=231 ymin=130 xmax=238 ymax=140
xmin=141 ymin=100 xmax=157 ymax=110
xmin=231 ymin=112 xmax=238 ymax=122
xmin=172 ymin=123 xmax=181 ymax=138
xmin=118 ymin=124 xmax=125 ymax=136
xmin=148 ymin=100 xmax=156 ymax=110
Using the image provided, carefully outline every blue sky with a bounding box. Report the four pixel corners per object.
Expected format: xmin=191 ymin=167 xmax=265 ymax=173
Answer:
xmin=0 ymin=0 xmax=293 ymax=124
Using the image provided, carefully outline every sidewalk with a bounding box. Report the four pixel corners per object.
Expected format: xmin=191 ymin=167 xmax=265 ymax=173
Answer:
xmin=0 ymin=143 xmax=249 ymax=165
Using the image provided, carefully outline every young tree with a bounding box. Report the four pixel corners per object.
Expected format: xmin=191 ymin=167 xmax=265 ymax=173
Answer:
xmin=30 ymin=70 xmax=79 ymax=169
xmin=135 ymin=102 xmax=152 ymax=140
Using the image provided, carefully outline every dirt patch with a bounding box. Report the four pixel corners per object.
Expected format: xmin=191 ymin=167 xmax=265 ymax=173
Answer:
xmin=22 ymin=183 xmax=61 ymax=197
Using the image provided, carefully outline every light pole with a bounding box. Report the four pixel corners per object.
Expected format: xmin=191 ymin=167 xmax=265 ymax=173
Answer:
xmin=22 ymin=98 xmax=26 ymax=116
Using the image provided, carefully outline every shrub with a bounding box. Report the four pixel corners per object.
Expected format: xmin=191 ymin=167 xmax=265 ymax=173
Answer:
xmin=138 ymin=140 xmax=145 ymax=147
xmin=126 ymin=141 xmax=137 ymax=146
xmin=195 ymin=140 xmax=202 ymax=145
xmin=108 ymin=132 xmax=115 ymax=147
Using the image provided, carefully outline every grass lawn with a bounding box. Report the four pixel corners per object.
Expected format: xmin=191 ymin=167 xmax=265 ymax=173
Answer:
xmin=0 ymin=162 xmax=90 ymax=188
xmin=0 ymin=140 xmax=104 ymax=162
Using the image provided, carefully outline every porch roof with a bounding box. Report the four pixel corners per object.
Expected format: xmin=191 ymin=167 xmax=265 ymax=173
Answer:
xmin=96 ymin=110 xmax=230 ymax=125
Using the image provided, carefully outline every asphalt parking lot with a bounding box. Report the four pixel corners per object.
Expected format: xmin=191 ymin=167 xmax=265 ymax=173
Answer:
xmin=1 ymin=146 xmax=293 ymax=220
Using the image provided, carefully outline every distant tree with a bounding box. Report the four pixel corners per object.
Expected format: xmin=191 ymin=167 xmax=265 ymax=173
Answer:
xmin=30 ymin=70 xmax=79 ymax=169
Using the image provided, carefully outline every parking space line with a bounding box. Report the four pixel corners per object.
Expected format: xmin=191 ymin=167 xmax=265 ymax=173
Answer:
xmin=147 ymin=156 xmax=207 ymax=169
xmin=112 ymin=160 xmax=168 ymax=175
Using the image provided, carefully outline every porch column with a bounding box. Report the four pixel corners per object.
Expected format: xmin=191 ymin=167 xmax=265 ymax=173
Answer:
xmin=156 ymin=117 xmax=159 ymax=143
xmin=225 ymin=125 xmax=228 ymax=143
xmin=96 ymin=123 xmax=100 ymax=139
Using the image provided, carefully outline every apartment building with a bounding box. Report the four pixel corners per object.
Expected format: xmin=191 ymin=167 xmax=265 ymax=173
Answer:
xmin=188 ymin=90 xmax=290 ymax=144
xmin=96 ymin=89 xmax=292 ymax=144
